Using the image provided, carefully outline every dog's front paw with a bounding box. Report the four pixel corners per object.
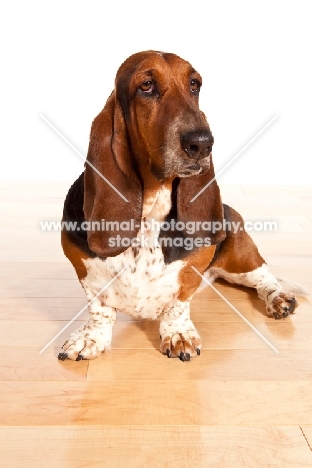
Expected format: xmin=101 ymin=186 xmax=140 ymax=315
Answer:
xmin=58 ymin=326 xmax=111 ymax=361
xmin=266 ymin=292 xmax=297 ymax=319
xmin=160 ymin=331 xmax=202 ymax=361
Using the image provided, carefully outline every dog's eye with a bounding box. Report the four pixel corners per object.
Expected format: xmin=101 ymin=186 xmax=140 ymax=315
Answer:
xmin=139 ymin=81 xmax=154 ymax=94
xmin=190 ymin=79 xmax=201 ymax=94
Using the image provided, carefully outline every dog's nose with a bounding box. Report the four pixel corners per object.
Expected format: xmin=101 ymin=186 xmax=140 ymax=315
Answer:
xmin=181 ymin=129 xmax=214 ymax=160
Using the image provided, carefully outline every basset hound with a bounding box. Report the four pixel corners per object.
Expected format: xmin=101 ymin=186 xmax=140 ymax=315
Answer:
xmin=58 ymin=50 xmax=303 ymax=362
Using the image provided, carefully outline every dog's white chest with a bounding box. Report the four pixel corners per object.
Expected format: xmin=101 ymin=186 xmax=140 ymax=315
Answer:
xmin=82 ymin=244 xmax=184 ymax=319
xmin=82 ymin=186 xmax=184 ymax=319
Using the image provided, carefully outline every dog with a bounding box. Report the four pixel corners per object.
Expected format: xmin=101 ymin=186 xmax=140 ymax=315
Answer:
xmin=58 ymin=50 xmax=303 ymax=362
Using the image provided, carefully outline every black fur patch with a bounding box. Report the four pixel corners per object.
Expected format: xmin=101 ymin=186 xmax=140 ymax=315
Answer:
xmin=160 ymin=178 xmax=195 ymax=264
xmin=62 ymin=173 xmax=97 ymax=258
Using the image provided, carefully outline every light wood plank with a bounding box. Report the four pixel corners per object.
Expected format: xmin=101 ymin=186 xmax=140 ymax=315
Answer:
xmin=0 ymin=262 xmax=76 ymax=279
xmin=302 ymin=223 xmax=312 ymax=231
xmin=0 ymin=250 xmax=68 ymax=263
xmin=0 ymin=320 xmax=86 ymax=349
xmin=0 ymin=217 xmax=57 ymax=228
xmin=1 ymin=349 xmax=310 ymax=383
xmin=1 ymin=319 xmax=312 ymax=351
xmin=259 ymin=264 xmax=312 ymax=286
xmin=0 ymin=181 xmax=71 ymax=197
xmin=0 ymin=238 xmax=63 ymax=251
xmin=0 ymin=297 xmax=137 ymax=322
xmin=298 ymin=195 xmax=312 ymax=202
xmin=0 ymin=202 xmax=63 ymax=217
xmin=0 ymin=426 xmax=311 ymax=468
xmin=0 ymin=227 xmax=59 ymax=238
xmin=0 ymin=196 xmax=64 ymax=204
xmin=219 ymin=183 xmax=245 ymax=197
xmin=0 ymin=381 xmax=312 ymax=425
xmin=241 ymin=185 xmax=312 ymax=197
xmin=223 ymin=196 xmax=311 ymax=217
xmin=266 ymin=254 xmax=312 ymax=267
xmin=0 ymin=297 xmax=87 ymax=321
xmin=86 ymin=349 xmax=312 ymax=381
xmin=0 ymin=348 xmax=87 ymax=381
xmin=249 ymin=233 xmax=312 ymax=256
xmin=116 ymin=320 xmax=312 ymax=351
xmin=0 ymin=199 xmax=61 ymax=210
xmin=301 ymin=426 xmax=312 ymax=450
xmin=0 ymin=278 xmax=84 ymax=297
xmin=192 ymin=297 xmax=312 ymax=323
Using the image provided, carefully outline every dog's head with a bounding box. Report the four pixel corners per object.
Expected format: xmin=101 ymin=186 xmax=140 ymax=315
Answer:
xmin=84 ymin=51 xmax=224 ymax=257
xmin=115 ymin=50 xmax=213 ymax=180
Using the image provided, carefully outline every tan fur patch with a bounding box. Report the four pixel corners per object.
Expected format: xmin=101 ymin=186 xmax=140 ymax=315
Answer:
xmin=178 ymin=245 xmax=217 ymax=301
xmin=61 ymin=230 xmax=88 ymax=280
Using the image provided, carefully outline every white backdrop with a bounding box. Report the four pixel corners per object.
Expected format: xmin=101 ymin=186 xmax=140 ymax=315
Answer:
xmin=1 ymin=0 xmax=311 ymax=184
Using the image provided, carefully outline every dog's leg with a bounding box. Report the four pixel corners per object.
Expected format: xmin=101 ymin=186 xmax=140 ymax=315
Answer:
xmin=58 ymin=299 xmax=117 ymax=361
xmin=210 ymin=264 xmax=299 ymax=319
xmin=209 ymin=205 xmax=305 ymax=319
xmin=59 ymin=231 xmax=117 ymax=361
xmin=159 ymin=300 xmax=202 ymax=361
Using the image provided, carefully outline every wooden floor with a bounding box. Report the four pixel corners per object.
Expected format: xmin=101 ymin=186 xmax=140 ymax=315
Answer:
xmin=0 ymin=182 xmax=312 ymax=467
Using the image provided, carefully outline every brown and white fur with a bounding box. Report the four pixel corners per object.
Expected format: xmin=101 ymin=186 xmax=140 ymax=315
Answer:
xmin=58 ymin=51 xmax=305 ymax=362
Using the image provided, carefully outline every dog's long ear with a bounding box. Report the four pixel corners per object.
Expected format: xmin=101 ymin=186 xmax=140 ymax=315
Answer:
xmin=83 ymin=92 xmax=142 ymax=257
xmin=177 ymin=158 xmax=225 ymax=245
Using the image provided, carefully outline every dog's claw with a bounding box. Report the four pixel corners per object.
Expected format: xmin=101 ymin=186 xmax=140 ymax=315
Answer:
xmin=166 ymin=349 xmax=171 ymax=358
xmin=58 ymin=353 xmax=68 ymax=361
xmin=179 ymin=351 xmax=190 ymax=362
